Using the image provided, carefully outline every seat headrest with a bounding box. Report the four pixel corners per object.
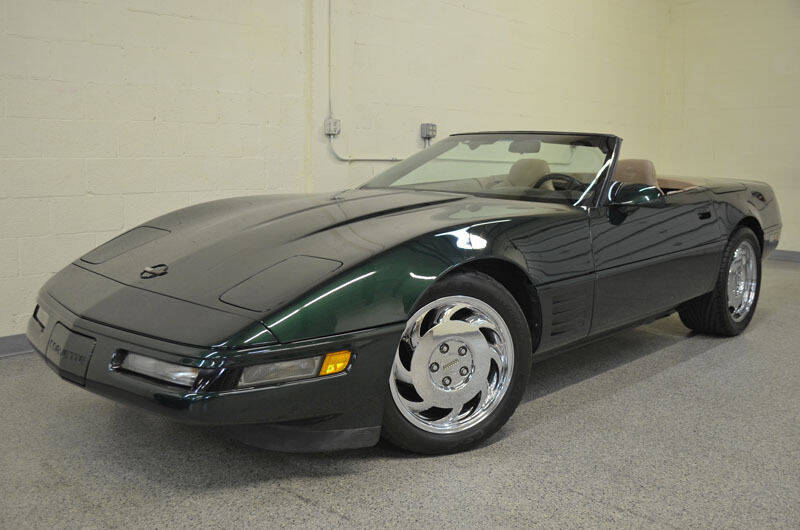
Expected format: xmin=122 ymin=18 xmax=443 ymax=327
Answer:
xmin=508 ymin=158 xmax=551 ymax=187
xmin=614 ymin=159 xmax=658 ymax=188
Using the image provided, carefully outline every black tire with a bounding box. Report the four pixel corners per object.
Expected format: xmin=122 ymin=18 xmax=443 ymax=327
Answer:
xmin=381 ymin=271 xmax=532 ymax=454
xmin=678 ymin=227 xmax=761 ymax=336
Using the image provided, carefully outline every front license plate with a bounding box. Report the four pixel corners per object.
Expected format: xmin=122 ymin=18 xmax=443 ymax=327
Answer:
xmin=46 ymin=323 xmax=96 ymax=385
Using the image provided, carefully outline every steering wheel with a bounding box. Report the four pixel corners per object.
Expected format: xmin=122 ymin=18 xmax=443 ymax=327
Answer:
xmin=533 ymin=173 xmax=584 ymax=191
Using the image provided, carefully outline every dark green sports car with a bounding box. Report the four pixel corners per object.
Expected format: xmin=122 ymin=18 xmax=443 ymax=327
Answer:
xmin=26 ymin=131 xmax=781 ymax=454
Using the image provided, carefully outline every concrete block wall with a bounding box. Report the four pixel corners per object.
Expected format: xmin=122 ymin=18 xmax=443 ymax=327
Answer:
xmin=0 ymin=0 xmax=797 ymax=337
xmin=659 ymin=0 xmax=800 ymax=249
xmin=0 ymin=0 xmax=309 ymax=336
xmin=313 ymin=0 xmax=671 ymax=191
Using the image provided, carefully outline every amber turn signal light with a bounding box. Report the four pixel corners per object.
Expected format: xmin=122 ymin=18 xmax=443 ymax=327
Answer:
xmin=319 ymin=350 xmax=351 ymax=376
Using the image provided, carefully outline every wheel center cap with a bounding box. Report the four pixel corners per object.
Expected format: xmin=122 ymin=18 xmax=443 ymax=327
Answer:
xmin=429 ymin=339 xmax=474 ymax=391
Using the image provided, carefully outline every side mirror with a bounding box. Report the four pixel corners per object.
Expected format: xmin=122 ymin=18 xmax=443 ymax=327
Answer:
xmin=610 ymin=182 xmax=665 ymax=208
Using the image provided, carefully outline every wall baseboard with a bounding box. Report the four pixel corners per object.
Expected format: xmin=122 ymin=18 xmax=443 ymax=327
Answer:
xmin=0 ymin=334 xmax=33 ymax=358
xmin=770 ymin=250 xmax=800 ymax=262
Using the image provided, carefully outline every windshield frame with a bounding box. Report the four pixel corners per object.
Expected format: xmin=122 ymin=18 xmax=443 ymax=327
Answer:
xmin=361 ymin=131 xmax=620 ymax=208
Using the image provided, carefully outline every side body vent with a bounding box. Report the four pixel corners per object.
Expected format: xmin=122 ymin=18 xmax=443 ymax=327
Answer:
xmin=550 ymin=292 xmax=587 ymax=338
xmin=535 ymin=276 xmax=594 ymax=354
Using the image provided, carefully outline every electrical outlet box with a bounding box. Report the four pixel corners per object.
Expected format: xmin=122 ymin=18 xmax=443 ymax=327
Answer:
xmin=324 ymin=118 xmax=342 ymax=136
xmin=420 ymin=122 xmax=437 ymax=140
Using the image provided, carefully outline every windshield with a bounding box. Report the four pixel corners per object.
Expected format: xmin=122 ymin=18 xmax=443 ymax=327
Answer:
xmin=363 ymin=133 xmax=615 ymax=203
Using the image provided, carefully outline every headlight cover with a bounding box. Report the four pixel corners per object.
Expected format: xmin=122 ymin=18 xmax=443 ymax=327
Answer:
xmin=81 ymin=226 xmax=169 ymax=264
xmin=119 ymin=352 xmax=199 ymax=387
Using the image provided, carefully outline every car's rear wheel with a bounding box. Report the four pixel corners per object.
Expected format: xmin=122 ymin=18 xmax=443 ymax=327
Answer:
xmin=678 ymin=227 xmax=761 ymax=336
xmin=381 ymin=271 xmax=532 ymax=454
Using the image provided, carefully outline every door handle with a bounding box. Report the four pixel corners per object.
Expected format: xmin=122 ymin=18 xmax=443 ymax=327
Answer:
xmin=698 ymin=211 xmax=711 ymax=220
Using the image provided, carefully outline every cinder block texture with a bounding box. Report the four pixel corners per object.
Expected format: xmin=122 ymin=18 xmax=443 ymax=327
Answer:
xmin=658 ymin=0 xmax=800 ymax=250
xmin=0 ymin=1 xmax=307 ymax=336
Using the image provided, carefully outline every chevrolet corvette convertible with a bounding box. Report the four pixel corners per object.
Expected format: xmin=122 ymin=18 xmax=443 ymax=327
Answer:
xmin=27 ymin=131 xmax=781 ymax=454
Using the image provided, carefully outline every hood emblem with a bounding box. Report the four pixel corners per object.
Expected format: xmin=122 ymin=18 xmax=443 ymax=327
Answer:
xmin=140 ymin=264 xmax=168 ymax=279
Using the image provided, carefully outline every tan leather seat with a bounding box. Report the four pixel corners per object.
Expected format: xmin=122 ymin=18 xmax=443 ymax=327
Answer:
xmin=613 ymin=159 xmax=659 ymax=190
xmin=508 ymin=158 xmax=553 ymax=189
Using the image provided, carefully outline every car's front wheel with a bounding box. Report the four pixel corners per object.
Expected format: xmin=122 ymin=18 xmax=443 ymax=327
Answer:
xmin=381 ymin=271 xmax=532 ymax=454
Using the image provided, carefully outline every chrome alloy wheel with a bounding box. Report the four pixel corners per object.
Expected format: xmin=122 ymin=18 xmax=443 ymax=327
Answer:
xmin=727 ymin=240 xmax=758 ymax=322
xmin=389 ymin=295 xmax=514 ymax=434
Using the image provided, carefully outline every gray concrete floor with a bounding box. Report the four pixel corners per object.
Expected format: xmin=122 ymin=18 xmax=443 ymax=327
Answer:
xmin=1 ymin=261 xmax=798 ymax=528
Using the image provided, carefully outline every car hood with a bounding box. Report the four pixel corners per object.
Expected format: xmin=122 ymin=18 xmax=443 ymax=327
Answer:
xmin=75 ymin=189 xmax=467 ymax=317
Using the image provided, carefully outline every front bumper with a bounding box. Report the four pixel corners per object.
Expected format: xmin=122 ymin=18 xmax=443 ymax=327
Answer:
xmin=27 ymin=292 xmax=402 ymax=451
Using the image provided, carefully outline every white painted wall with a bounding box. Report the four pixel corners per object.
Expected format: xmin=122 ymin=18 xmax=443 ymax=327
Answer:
xmin=0 ymin=0 xmax=796 ymax=337
xmin=659 ymin=0 xmax=800 ymax=249
xmin=316 ymin=0 xmax=670 ymax=190
xmin=0 ymin=1 xmax=310 ymax=335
